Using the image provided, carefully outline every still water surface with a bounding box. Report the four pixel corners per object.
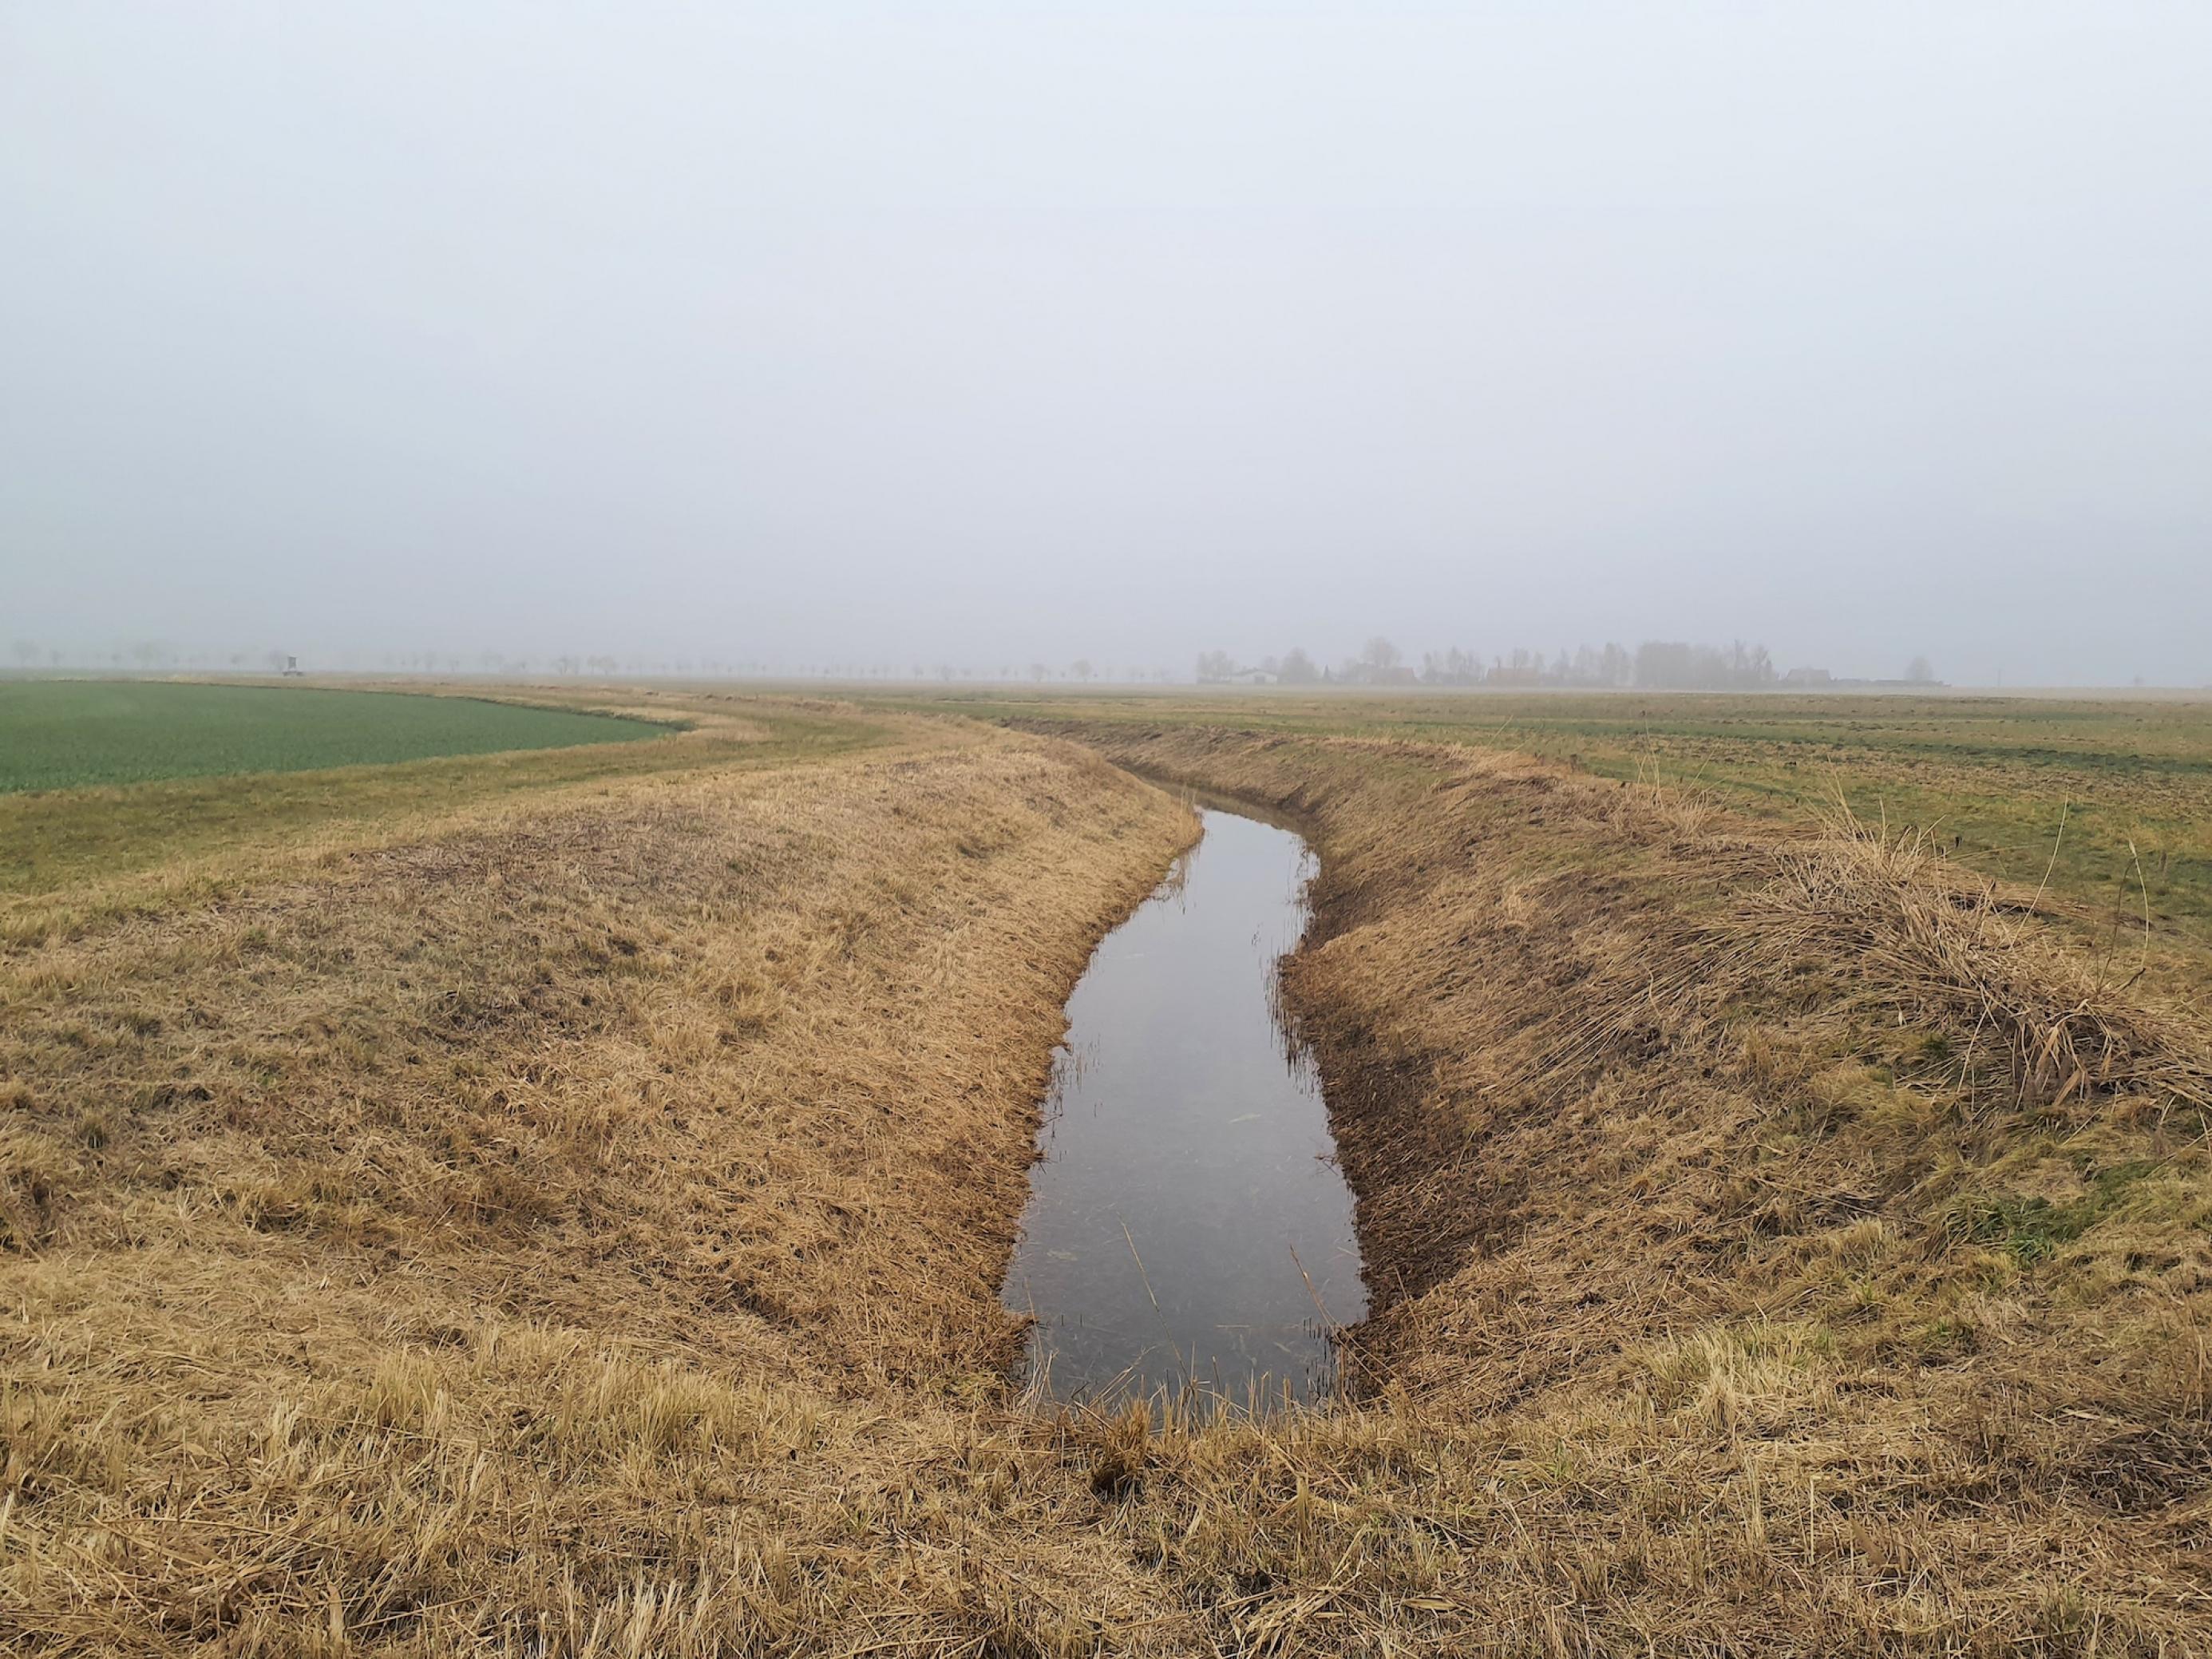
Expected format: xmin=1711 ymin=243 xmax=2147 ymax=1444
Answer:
xmin=1004 ymin=806 xmax=1366 ymax=1414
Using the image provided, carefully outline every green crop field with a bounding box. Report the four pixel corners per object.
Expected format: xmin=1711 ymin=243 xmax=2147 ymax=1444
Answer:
xmin=0 ymin=680 xmax=663 ymax=794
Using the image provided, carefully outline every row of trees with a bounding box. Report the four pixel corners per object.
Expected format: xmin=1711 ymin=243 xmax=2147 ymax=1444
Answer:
xmin=14 ymin=638 xmax=1937 ymax=689
xmin=1200 ymin=639 xmax=1857 ymax=690
xmin=1199 ymin=640 xmax=1407 ymax=683
xmin=3 ymin=643 xmax=1187 ymax=683
xmin=10 ymin=640 xmax=301 ymax=672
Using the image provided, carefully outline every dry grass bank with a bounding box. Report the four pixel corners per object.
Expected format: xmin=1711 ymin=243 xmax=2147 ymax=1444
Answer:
xmin=8 ymin=692 xmax=2210 ymax=1654
xmin=902 ymin=686 xmax=2212 ymax=962
xmin=1 ymin=704 xmax=1209 ymax=1652
xmin=1013 ymin=719 xmax=2211 ymax=1655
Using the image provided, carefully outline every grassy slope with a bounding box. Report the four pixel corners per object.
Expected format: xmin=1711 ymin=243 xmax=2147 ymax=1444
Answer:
xmin=0 ymin=685 xmax=869 ymax=904
xmin=993 ymin=715 xmax=2210 ymax=1655
xmin=6 ymin=685 xmax=2210 ymax=1653
xmin=0 ymin=680 xmax=666 ymax=794
xmin=2 ymin=692 xmax=1205 ymax=1651
xmin=890 ymin=687 xmax=2212 ymax=960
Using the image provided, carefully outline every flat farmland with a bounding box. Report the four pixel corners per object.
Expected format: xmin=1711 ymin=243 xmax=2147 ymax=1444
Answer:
xmin=0 ymin=679 xmax=665 ymax=794
xmin=6 ymin=683 xmax=2210 ymax=1652
xmin=892 ymin=687 xmax=2212 ymax=960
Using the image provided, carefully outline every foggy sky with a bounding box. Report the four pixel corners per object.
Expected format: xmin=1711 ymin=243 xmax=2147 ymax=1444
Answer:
xmin=5 ymin=4 xmax=2209 ymax=686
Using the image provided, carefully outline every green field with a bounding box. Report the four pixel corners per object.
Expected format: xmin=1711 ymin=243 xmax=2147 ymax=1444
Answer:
xmin=0 ymin=680 xmax=663 ymax=794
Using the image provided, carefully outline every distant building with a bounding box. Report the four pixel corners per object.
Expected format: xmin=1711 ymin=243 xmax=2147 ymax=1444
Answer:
xmin=1227 ymin=666 xmax=1276 ymax=685
xmin=282 ymin=655 xmax=303 ymax=676
xmin=1783 ymin=667 xmax=1832 ymax=686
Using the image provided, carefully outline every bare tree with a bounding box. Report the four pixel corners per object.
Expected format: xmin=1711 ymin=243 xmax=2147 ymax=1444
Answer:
xmin=1634 ymin=639 xmax=1778 ymax=689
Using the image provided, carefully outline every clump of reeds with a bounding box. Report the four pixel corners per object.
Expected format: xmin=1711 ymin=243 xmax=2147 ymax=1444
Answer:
xmin=1742 ymin=793 xmax=2212 ymax=1117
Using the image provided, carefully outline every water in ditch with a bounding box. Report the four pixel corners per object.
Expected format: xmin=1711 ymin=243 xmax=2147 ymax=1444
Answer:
xmin=1003 ymin=805 xmax=1366 ymax=1415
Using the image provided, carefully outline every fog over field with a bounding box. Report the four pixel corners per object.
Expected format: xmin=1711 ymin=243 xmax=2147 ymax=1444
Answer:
xmin=5 ymin=4 xmax=2209 ymax=685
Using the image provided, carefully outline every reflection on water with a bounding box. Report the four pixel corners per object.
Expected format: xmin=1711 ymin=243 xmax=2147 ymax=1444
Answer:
xmin=1003 ymin=806 xmax=1366 ymax=1415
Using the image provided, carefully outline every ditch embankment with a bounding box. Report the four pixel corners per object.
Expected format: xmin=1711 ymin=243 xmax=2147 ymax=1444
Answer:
xmin=4 ymin=694 xmax=2207 ymax=1655
xmin=1016 ymin=715 xmax=2212 ymax=1653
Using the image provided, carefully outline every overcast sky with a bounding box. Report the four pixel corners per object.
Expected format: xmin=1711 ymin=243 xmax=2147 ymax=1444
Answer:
xmin=5 ymin=4 xmax=2208 ymax=684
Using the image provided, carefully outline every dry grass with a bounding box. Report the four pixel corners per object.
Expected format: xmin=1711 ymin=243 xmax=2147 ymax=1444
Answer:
xmin=903 ymin=686 xmax=2212 ymax=961
xmin=1 ymin=700 xmax=1211 ymax=1652
xmin=1745 ymin=798 xmax=2212 ymax=1117
xmin=1028 ymin=719 xmax=2212 ymax=1654
xmin=6 ymin=694 xmax=2210 ymax=1653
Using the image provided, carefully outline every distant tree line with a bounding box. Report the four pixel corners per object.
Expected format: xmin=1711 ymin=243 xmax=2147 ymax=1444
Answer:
xmin=1200 ymin=638 xmax=1802 ymax=689
xmin=6 ymin=637 xmax=1946 ymax=689
xmin=1 ymin=642 xmax=1189 ymax=683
